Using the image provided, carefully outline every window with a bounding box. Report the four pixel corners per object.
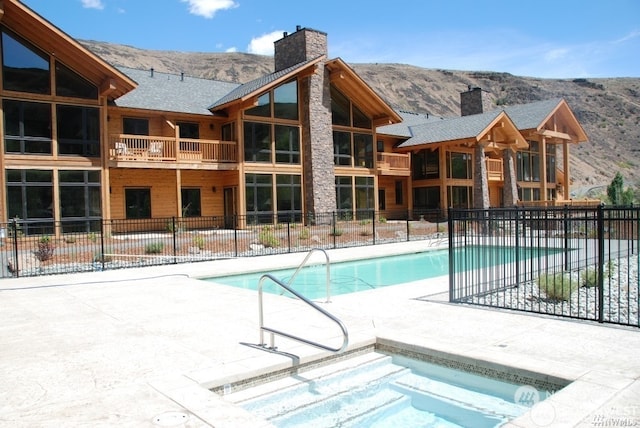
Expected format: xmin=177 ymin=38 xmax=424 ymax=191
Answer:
xmin=335 ymin=176 xmax=374 ymax=218
xmin=178 ymin=122 xmax=200 ymax=139
xmin=331 ymin=87 xmax=350 ymax=126
xmin=57 ymin=105 xmax=100 ymax=156
xmin=55 ymin=62 xmax=97 ymax=99
xmin=221 ymin=123 xmax=235 ymax=141
xmin=335 ymin=176 xmax=352 ymax=215
xmin=274 ymin=81 xmax=298 ymax=120
xmin=1 ymin=29 xmax=50 ymax=94
xmin=6 ymin=169 xmax=54 ymax=234
xmin=413 ymin=149 xmax=439 ymax=179
xmin=245 ymin=174 xmax=273 ymax=223
xmin=333 ymin=131 xmax=351 ymax=166
xmin=378 ymin=189 xmax=386 ymax=210
xmin=245 ymin=93 xmax=271 ymax=117
xmin=274 ymin=125 xmax=300 ymax=164
xmin=59 ymin=170 xmax=101 ymax=232
xmin=181 ymin=188 xmax=201 ymax=217
xmin=447 ymin=186 xmax=472 ymax=208
xmin=244 ymin=122 xmax=271 ymax=162
xmin=395 ymin=181 xmax=403 ymax=205
xmin=353 ymin=133 xmax=373 ymax=168
xmin=3 ymin=100 xmax=52 ymax=154
xmin=123 ymin=117 xmax=149 ymax=135
xmin=125 ymin=189 xmax=151 ymax=219
xmin=355 ymin=176 xmax=374 ymax=218
xmin=446 ymin=152 xmax=472 ymax=179
xmin=546 ymin=143 xmax=556 ymax=183
xmin=517 ymin=141 xmax=541 ymax=182
xmin=414 ymin=186 xmax=440 ymax=209
xmin=518 ymin=187 xmax=541 ymax=202
xmin=276 ymin=175 xmax=302 ymax=222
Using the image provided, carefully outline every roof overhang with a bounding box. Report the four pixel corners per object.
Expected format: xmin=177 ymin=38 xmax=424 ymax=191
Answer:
xmin=326 ymin=58 xmax=402 ymax=125
xmin=1 ymin=0 xmax=136 ymax=99
xmin=526 ymin=99 xmax=588 ymax=143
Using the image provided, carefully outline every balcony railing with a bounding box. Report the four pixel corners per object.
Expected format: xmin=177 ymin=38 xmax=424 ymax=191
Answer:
xmin=487 ymin=158 xmax=503 ymax=181
xmin=108 ymin=134 xmax=237 ymax=164
xmin=376 ymin=152 xmax=410 ymax=175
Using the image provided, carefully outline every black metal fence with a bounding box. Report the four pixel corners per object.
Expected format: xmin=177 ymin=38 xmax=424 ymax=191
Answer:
xmin=448 ymin=205 xmax=639 ymax=327
xmin=0 ymin=210 xmax=446 ymax=279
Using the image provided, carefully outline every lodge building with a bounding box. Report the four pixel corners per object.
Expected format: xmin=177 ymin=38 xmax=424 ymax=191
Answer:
xmin=0 ymin=0 xmax=588 ymax=235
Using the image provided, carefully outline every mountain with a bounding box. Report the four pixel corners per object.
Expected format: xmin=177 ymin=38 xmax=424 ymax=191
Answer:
xmin=81 ymin=40 xmax=640 ymax=194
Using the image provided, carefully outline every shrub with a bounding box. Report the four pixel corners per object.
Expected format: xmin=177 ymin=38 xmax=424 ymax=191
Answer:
xmin=145 ymin=242 xmax=164 ymax=254
xmin=258 ymin=228 xmax=279 ymax=248
xmin=537 ymin=272 xmax=578 ymax=301
xmin=93 ymin=249 xmax=113 ymax=263
xmin=35 ymin=235 xmax=55 ymax=262
xmin=298 ymin=227 xmax=310 ymax=240
xmin=88 ymin=232 xmax=97 ymax=242
xmin=192 ymin=234 xmax=205 ymax=250
xmin=360 ymin=228 xmax=373 ymax=236
xmin=64 ymin=235 xmax=77 ymax=244
xmin=378 ymin=216 xmax=387 ymax=223
xmin=330 ymin=227 xmax=343 ymax=237
xmin=581 ymin=261 xmax=615 ymax=287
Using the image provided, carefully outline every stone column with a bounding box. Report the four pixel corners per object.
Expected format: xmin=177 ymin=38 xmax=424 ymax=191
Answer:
xmin=502 ymin=148 xmax=519 ymax=206
xmin=473 ymin=144 xmax=490 ymax=209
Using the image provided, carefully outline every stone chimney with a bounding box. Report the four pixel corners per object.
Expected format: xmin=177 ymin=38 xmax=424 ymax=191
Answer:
xmin=274 ymin=26 xmax=328 ymax=72
xmin=460 ymin=86 xmax=492 ymax=116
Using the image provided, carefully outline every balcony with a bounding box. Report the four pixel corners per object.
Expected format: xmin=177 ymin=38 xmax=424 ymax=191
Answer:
xmin=108 ymin=135 xmax=237 ymax=170
xmin=376 ymin=152 xmax=410 ymax=176
xmin=487 ymin=158 xmax=503 ymax=181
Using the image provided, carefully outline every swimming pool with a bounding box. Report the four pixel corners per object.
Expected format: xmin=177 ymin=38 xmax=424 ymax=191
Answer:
xmin=206 ymin=250 xmax=449 ymax=299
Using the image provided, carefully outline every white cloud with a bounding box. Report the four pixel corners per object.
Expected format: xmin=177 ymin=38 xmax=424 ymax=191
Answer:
xmin=247 ymin=30 xmax=284 ymax=55
xmin=81 ymin=0 xmax=105 ymax=10
xmin=181 ymin=0 xmax=238 ymax=19
xmin=613 ymin=30 xmax=640 ymax=44
xmin=544 ymin=48 xmax=569 ymax=62
xmin=225 ymin=47 xmax=238 ymax=53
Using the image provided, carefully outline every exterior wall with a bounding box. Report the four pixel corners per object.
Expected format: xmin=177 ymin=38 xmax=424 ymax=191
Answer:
xmin=378 ymin=176 xmax=409 ymax=214
xmin=274 ymin=28 xmax=328 ymax=72
xmin=109 ymin=169 xmax=178 ymax=219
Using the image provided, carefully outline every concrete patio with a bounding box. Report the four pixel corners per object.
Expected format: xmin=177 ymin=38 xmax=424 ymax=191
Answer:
xmin=0 ymin=241 xmax=638 ymax=427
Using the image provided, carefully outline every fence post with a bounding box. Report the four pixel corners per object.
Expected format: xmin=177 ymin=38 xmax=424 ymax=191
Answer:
xmin=12 ymin=218 xmax=19 ymax=278
xmin=172 ymin=217 xmax=177 ymax=264
xmin=597 ymin=204 xmax=605 ymax=323
xmin=564 ymin=205 xmax=570 ymax=271
xmin=372 ymin=210 xmax=376 ymax=245
xmin=515 ymin=207 xmax=520 ymax=284
xmin=100 ymin=220 xmax=106 ymax=271
xmin=448 ymin=208 xmax=454 ymax=302
xmin=406 ymin=211 xmax=410 ymax=242
xmin=234 ymin=221 xmax=238 ymax=258
xmin=287 ymin=222 xmax=291 ymax=253
xmin=332 ymin=212 xmax=337 ymax=249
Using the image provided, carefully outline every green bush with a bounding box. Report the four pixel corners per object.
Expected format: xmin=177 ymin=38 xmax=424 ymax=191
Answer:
xmin=581 ymin=261 xmax=615 ymax=287
xmin=378 ymin=216 xmax=387 ymax=223
xmin=330 ymin=227 xmax=343 ymax=237
xmin=192 ymin=234 xmax=205 ymax=250
xmin=35 ymin=235 xmax=56 ymax=262
xmin=298 ymin=227 xmax=310 ymax=240
xmin=145 ymin=242 xmax=164 ymax=254
xmin=537 ymin=272 xmax=578 ymax=301
xmin=258 ymin=228 xmax=279 ymax=248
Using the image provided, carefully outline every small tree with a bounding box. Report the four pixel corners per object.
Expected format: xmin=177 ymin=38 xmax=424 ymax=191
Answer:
xmin=607 ymin=172 xmax=634 ymax=205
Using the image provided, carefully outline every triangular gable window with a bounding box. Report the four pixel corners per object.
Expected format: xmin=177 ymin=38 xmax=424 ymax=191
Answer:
xmin=55 ymin=62 xmax=98 ymax=99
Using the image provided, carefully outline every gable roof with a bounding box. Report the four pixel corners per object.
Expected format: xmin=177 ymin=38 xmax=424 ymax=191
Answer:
xmin=2 ymin=0 xmax=136 ymax=99
xmin=113 ymin=67 xmax=239 ymax=115
xmin=504 ymin=98 xmax=588 ymax=142
xmin=377 ymin=110 xmax=444 ymax=138
xmin=209 ymin=57 xmax=323 ymax=111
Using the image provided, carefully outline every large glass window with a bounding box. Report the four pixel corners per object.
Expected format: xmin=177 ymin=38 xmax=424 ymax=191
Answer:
xmin=6 ymin=169 xmax=54 ymax=234
xmin=331 ymin=87 xmax=350 ymax=126
xmin=355 ymin=176 xmax=374 ymax=218
xmin=123 ymin=117 xmax=149 ymax=135
xmin=412 ymin=149 xmax=439 ymax=179
xmin=181 ymin=188 xmax=201 ymax=217
xmin=245 ymin=93 xmax=271 ymax=117
xmin=245 ymin=174 xmax=273 ymax=223
xmin=3 ymin=100 xmax=52 ymax=154
xmin=125 ymin=189 xmax=151 ymax=219
xmin=414 ymin=186 xmax=440 ymax=209
xmin=1 ymin=29 xmax=50 ymax=94
xmin=221 ymin=123 xmax=235 ymax=141
xmin=353 ymin=133 xmax=373 ymax=168
xmin=178 ymin=122 xmax=200 ymax=139
xmin=517 ymin=141 xmax=541 ymax=182
xmin=546 ymin=143 xmax=556 ymax=183
xmin=333 ymin=131 xmax=351 ymax=166
xmin=446 ymin=152 xmax=472 ymax=179
xmin=274 ymin=125 xmax=300 ymax=164
xmin=244 ymin=122 xmax=271 ymax=162
xmin=59 ymin=170 xmax=101 ymax=232
xmin=335 ymin=176 xmax=352 ymax=216
xmin=274 ymin=81 xmax=298 ymax=120
xmin=447 ymin=186 xmax=472 ymax=208
xmin=55 ymin=62 xmax=97 ymax=99
xmin=276 ymin=175 xmax=302 ymax=222
xmin=57 ymin=105 xmax=100 ymax=156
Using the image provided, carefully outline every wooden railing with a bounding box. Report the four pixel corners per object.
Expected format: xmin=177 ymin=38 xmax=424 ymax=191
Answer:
xmin=486 ymin=158 xmax=503 ymax=181
xmin=108 ymin=134 xmax=237 ymax=163
xmin=518 ymin=199 xmax=601 ymax=208
xmin=376 ymin=152 xmax=410 ymax=174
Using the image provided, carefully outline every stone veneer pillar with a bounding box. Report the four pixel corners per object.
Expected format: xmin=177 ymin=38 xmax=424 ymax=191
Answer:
xmin=460 ymin=87 xmax=493 ymax=116
xmin=274 ymin=28 xmax=336 ymax=216
xmin=502 ymin=149 xmax=519 ymax=206
xmin=473 ymin=144 xmax=490 ymax=209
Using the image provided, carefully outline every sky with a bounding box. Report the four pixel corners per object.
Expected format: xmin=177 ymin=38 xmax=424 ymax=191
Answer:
xmin=21 ymin=0 xmax=640 ymax=79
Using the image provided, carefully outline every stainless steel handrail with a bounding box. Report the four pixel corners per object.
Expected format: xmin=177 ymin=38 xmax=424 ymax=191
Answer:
xmin=258 ymin=273 xmax=349 ymax=353
xmin=286 ymin=248 xmax=332 ymax=302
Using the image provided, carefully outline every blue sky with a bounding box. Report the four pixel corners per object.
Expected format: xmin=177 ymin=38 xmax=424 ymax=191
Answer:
xmin=22 ymin=0 xmax=640 ymax=78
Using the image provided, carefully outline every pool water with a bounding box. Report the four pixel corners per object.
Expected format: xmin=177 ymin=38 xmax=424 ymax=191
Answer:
xmin=206 ymin=250 xmax=449 ymax=299
xmin=223 ymin=351 xmax=547 ymax=427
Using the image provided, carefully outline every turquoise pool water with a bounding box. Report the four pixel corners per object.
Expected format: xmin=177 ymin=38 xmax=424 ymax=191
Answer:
xmin=207 ymin=250 xmax=449 ymax=299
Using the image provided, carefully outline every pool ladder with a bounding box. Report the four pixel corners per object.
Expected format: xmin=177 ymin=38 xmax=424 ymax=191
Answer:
xmin=257 ymin=248 xmax=349 ymax=353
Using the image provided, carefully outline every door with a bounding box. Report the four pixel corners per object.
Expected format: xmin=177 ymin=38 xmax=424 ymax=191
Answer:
xmin=223 ymin=187 xmax=236 ymax=229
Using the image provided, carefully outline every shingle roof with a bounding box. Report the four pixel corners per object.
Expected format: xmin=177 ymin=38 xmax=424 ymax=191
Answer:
xmin=113 ymin=67 xmax=240 ymax=115
xmin=377 ymin=110 xmax=444 ymax=138
xmin=396 ymin=109 xmax=504 ymax=148
xmin=502 ymin=98 xmax=562 ymax=130
xmin=209 ymin=57 xmax=322 ymax=110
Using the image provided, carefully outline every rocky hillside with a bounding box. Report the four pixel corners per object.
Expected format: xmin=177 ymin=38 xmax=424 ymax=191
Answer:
xmin=81 ymin=40 xmax=640 ymax=194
